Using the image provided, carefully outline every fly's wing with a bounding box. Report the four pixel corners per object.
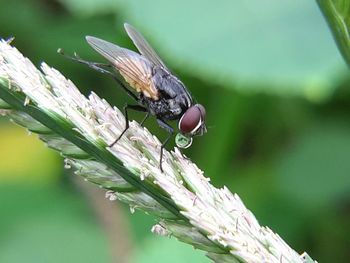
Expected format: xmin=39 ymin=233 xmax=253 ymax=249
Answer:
xmin=124 ymin=23 xmax=170 ymax=72
xmin=86 ymin=36 xmax=159 ymax=100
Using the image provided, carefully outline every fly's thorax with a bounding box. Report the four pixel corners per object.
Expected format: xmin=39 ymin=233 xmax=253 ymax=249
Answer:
xmin=141 ymin=95 xmax=185 ymax=121
xmin=152 ymin=68 xmax=192 ymax=107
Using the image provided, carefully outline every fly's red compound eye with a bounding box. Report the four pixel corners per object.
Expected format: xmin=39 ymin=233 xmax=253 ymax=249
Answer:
xmin=179 ymin=104 xmax=205 ymax=135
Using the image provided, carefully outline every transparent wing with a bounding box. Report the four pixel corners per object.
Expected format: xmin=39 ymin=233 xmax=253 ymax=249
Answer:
xmin=86 ymin=36 xmax=159 ymax=100
xmin=124 ymin=23 xmax=170 ymax=72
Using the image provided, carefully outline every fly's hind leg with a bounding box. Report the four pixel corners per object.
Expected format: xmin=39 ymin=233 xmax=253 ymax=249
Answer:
xmin=57 ymin=49 xmax=113 ymax=75
xmin=156 ymin=119 xmax=174 ymax=172
xmin=140 ymin=112 xmax=150 ymax=127
xmin=58 ymin=49 xmax=139 ymax=102
xmin=109 ymin=104 xmax=147 ymax=147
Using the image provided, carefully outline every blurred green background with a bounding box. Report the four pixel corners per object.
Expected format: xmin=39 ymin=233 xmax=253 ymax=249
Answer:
xmin=0 ymin=0 xmax=350 ymax=262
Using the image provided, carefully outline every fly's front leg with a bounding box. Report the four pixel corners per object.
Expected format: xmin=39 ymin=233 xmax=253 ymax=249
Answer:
xmin=179 ymin=149 xmax=190 ymax=160
xmin=109 ymin=104 xmax=147 ymax=147
xmin=156 ymin=119 xmax=174 ymax=172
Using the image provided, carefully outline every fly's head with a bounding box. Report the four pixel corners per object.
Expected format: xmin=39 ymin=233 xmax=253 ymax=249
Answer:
xmin=176 ymin=104 xmax=207 ymax=148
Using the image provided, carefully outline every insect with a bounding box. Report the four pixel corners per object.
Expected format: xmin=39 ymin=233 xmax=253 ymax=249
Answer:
xmin=60 ymin=23 xmax=207 ymax=171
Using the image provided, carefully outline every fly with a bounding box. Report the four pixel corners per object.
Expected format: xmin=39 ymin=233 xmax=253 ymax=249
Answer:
xmin=59 ymin=23 xmax=207 ymax=172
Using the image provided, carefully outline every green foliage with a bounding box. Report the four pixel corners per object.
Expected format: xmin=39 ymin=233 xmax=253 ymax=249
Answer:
xmin=277 ymin=121 xmax=350 ymax=207
xmin=0 ymin=0 xmax=350 ymax=262
xmin=0 ymin=184 xmax=111 ymax=263
xmin=317 ymin=0 xmax=350 ymax=66
xmin=133 ymin=236 xmax=210 ymax=263
xmin=61 ymin=0 xmax=346 ymax=96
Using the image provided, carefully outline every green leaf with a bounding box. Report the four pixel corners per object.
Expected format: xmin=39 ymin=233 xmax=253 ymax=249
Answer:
xmin=62 ymin=0 xmax=347 ymax=97
xmin=0 ymin=184 xmax=111 ymax=263
xmin=277 ymin=121 xmax=350 ymax=208
xmin=317 ymin=0 xmax=350 ymax=66
xmin=134 ymin=236 xmax=211 ymax=263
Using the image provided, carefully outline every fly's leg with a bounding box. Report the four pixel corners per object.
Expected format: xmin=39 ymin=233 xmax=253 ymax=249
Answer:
xmin=140 ymin=112 xmax=150 ymax=127
xmin=58 ymin=49 xmax=112 ymax=74
xmin=179 ymin=149 xmax=190 ymax=160
xmin=58 ymin=49 xmax=139 ymax=102
xmin=156 ymin=119 xmax=174 ymax=172
xmin=111 ymin=76 xmax=139 ymax=102
xmin=109 ymin=104 xmax=147 ymax=147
